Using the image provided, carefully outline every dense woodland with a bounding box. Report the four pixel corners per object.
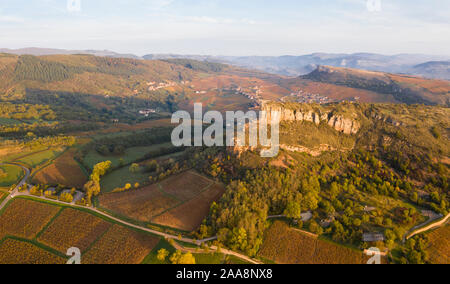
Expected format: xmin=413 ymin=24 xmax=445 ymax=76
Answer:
xmin=13 ymin=55 xmax=146 ymax=83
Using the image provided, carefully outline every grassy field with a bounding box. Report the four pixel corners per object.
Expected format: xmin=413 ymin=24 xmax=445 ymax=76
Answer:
xmin=194 ymin=253 xmax=225 ymax=264
xmin=32 ymin=148 xmax=88 ymax=188
xmin=0 ymin=117 xmax=23 ymax=125
xmin=0 ymin=164 xmax=24 ymax=187
xmin=259 ymin=221 xmax=367 ymax=264
xmin=84 ymin=143 xmax=172 ymax=170
xmin=141 ymin=239 xmax=176 ymax=264
xmin=99 ymin=171 xmax=226 ymax=232
xmin=17 ymin=147 xmax=66 ymax=168
xmin=100 ymin=166 xmax=150 ymax=193
xmin=0 ymin=146 xmax=47 ymax=163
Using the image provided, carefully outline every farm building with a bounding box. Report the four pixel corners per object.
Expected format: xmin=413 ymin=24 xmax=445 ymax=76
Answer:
xmin=362 ymin=233 xmax=385 ymax=242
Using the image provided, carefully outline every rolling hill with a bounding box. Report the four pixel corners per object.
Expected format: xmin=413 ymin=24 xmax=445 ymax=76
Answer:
xmin=3 ymin=48 xmax=449 ymax=80
xmin=0 ymin=53 xmax=449 ymax=125
xmin=410 ymin=61 xmax=450 ymax=81
xmin=300 ymin=66 xmax=450 ymax=106
xmin=144 ymin=53 xmax=450 ymax=80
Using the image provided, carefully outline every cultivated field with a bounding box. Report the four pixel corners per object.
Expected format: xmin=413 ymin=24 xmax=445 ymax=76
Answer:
xmin=32 ymin=149 xmax=88 ymax=188
xmin=0 ymin=199 xmax=60 ymax=239
xmin=426 ymin=225 xmax=450 ymax=264
xmin=17 ymin=147 xmax=65 ymax=168
xmin=38 ymin=208 xmax=112 ymax=253
xmin=312 ymin=239 xmax=364 ymax=264
xmin=153 ymin=183 xmax=226 ymax=231
xmin=0 ymin=239 xmax=66 ymax=264
xmin=82 ymin=225 xmax=160 ymax=264
xmin=0 ymin=164 xmax=23 ymax=187
xmin=159 ymin=171 xmax=213 ymax=201
xmin=259 ymin=221 xmax=365 ymax=264
xmin=99 ymin=184 xmax=180 ymax=222
xmin=0 ymin=198 xmax=167 ymax=264
xmin=99 ymin=171 xmax=225 ymax=231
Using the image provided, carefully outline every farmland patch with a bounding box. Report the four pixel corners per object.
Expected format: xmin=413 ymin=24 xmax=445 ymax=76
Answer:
xmin=82 ymin=225 xmax=160 ymax=264
xmin=38 ymin=208 xmax=112 ymax=253
xmin=426 ymin=225 xmax=450 ymax=264
xmin=32 ymin=149 xmax=88 ymax=188
xmin=153 ymin=183 xmax=226 ymax=231
xmin=99 ymin=184 xmax=180 ymax=222
xmin=259 ymin=221 xmax=366 ymax=264
xmin=0 ymin=164 xmax=24 ymax=187
xmin=0 ymin=238 xmax=66 ymax=264
xmin=17 ymin=147 xmax=65 ymax=168
xmin=0 ymin=199 xmax=60 ymax=239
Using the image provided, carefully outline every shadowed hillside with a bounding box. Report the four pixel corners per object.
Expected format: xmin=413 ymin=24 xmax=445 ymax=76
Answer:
xmin=302 ymin=66 xmax=450 ymax=106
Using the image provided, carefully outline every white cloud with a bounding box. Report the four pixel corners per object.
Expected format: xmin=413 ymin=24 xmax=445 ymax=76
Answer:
xmin=0 ymin=15 xmax=25 ymax=23
xmin=182 ymin=16 xmax=256 ymax=25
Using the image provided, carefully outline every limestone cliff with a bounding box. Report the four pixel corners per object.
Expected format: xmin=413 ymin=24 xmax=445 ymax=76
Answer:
xmin=261 ymin=101 xmax=361 ymax=135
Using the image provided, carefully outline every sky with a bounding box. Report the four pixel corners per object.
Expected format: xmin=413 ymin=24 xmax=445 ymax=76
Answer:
xmin=0 ymin=0 xmax=449 ymax=56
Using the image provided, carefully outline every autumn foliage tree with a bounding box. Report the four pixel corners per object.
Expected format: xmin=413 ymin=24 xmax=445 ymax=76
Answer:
xmin=84 ymin=161 xmax=112 ymax=205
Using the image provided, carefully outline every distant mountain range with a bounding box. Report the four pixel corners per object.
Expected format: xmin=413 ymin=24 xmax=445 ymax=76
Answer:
xmin=144 ymin=53 xmax=450 ymax=80
xmin=0 ymin=47 xmax=141 ymax=59
xmin=1 ymin=47 xmax=449 ymax=80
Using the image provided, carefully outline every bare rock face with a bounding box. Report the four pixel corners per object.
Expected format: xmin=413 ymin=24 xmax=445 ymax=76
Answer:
xmin=261 ymin=102 xmax=361 ymax=135
xmin=327 ymin=115 xmax=360 ymax=135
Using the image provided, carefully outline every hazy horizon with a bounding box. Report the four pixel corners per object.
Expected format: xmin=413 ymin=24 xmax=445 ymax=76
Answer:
xmin=2 ymin=46 xmax=450 ymax=59
xmin=0 ymin=0 xmax=449 ymax=56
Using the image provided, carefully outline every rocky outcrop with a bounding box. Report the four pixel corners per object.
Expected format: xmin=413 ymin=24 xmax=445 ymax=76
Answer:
xmin=371 ymin=113 xmax=403 ymax=127
xmin=279 ymin=144 xmax=351 ymax=157
xmin=327 ymin=115 xmax=361 ymax=135
xmin=261 ymin=102 xmax=361 ymax=135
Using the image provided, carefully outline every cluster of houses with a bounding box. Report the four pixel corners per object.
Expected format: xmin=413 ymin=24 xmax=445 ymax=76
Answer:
xmin=21 ymin=184 xmax=86 ymax=205
xmin=234 ymin=86 xmax=263 ymax=105
xmin=281 ymin=90 xmax=333 ymax=104
xmin=147 ymin=81 xmax=177 ymax=91
xmin=139 ymin=109 xmax=158 ymax=117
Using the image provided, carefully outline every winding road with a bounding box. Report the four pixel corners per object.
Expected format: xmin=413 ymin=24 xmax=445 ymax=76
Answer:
xmin=7 ymin=163 xmax=447 ymax=264
xmin=0 ymin=163 xmax=30 ymax=211
xmin=0 ymin=164 xmax=259 ymax=264
xmin=404 ymin=213 xmax=450 ymax=241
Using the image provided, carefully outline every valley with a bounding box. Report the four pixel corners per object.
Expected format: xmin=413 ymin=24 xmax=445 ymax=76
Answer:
xmin=0 ymin=53 xmax=448 ymax=265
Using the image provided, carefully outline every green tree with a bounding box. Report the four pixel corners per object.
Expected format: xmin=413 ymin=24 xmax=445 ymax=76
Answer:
xmin=129 ymin=163 xmax=140 ymax=173
xmin=284 ymin=201 xmax=302 ymax=220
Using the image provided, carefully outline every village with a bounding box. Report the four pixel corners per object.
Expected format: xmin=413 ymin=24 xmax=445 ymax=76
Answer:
xmin=280 ymin=90 xmax=334 ymax=104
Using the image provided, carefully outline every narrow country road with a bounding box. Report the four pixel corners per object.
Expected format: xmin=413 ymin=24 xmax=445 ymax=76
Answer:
xmin=4 ymin=164 xmax=446 ymax=264
xmin=0 ymin=163 xmax=30 ymax=211
xmin=0 ymin=164 xmax=258 ymax=263
xmin=405 ymin=213 xmax=450 ymax=241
